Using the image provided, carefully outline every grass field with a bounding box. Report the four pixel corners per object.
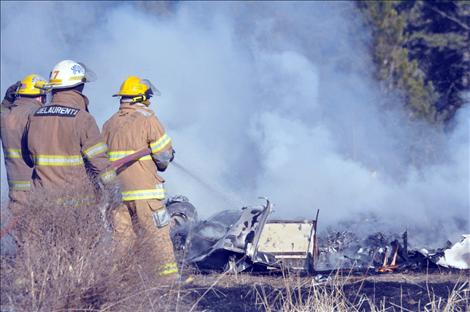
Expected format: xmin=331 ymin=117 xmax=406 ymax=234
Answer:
xmin=180 ymin=270 xmax=469 ymax=311
xmin=1 ymin=194 xmax=468 ymax=311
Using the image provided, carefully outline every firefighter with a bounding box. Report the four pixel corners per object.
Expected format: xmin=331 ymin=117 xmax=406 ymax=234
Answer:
xmin=1 ymin=74 xmax=47 ymax=216
xmin=102 ymin=76 xmax=177 ymax=279
xmin=24 ymin=60 xmax=119 ymax=205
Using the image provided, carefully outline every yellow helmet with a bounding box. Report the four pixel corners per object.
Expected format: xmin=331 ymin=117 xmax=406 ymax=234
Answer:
xmin=113 ymin=76 xmax=160 ymax=103
xmin=17 ymin=74 xmax=48 ymax=96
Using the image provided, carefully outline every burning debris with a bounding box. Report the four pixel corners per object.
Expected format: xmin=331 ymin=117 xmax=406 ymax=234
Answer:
xmin=166 ymin=196 xmax=317 ymax=273
xmin=167 ymin=196 xmax=469 ymax=275
xmin=318 ymin=230 xmax=470 ymax=273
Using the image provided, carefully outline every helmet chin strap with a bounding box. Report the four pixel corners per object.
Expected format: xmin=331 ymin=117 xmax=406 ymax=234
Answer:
xmin=39 ymin=95 xmax=47 ymax=105
xmin=130 ymin=89 xmax=153 ymax=106
xmin=122 ymin=96 xmax=151 ymax=106
xmin=130 ymin=95 xmax=146 ymax=103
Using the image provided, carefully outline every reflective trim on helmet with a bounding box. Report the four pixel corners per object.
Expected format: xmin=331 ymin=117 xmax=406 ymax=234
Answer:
xmin=48 ymin=60 xmax=95 ymax=89
xmin=8 ymin=180 xmax=31 ymax=191
xmin=5 ymin=148 xmax=21 ymax=159
xmin=83 ymin=142 xmax=108 ymax=159
xmin=69 ymin=76 xmax=85 ymax=81
xmin=121 ymin=186 xmax=165 ymax=201
xmin=150 ymin=134 xmax=171 ymax=154
xmin=18 ymin=74 xmax=48 ymax=96
xmin=33 ymin=154 xmax=84 ymax=166
xmin=107 ymin=150 xmax=152 ymax=162
xmin=99 ymin=168 xmax=116 ymax=184
xmin=158 ymin=262 xmax=178 ymax=276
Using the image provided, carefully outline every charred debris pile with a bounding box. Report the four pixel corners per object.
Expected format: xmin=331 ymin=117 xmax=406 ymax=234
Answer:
xmin=318 ymin=230 xmax=469 ymax=274
xmin=166 ymin=196 xmax=469 ymax=275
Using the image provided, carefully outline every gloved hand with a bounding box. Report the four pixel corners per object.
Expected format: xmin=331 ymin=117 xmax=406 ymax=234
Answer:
xmin=3 ymin=81 xmax=21 ymax=104
xmin=154 ymin=149 xmax=174 ymax=172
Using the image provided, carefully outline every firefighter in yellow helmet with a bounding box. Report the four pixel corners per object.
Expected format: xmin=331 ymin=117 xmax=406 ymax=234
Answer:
xmin=1 ymin=74 xmax=48 ymax=217
xmin=23 ymin=60 xmax=120 ymax=206
xmin=102 ymin=76 xmax=177 ymax=280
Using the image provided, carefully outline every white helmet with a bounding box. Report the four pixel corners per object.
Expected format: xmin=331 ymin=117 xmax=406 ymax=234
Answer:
xmin=48 ymin=60 xmax=96 ymax=89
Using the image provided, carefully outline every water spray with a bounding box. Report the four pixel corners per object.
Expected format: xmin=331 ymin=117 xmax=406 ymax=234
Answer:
xmin=110 ymin=147 xmax=244 ymax=208
xmin=171 ymin=160 xmax=244 ymax=208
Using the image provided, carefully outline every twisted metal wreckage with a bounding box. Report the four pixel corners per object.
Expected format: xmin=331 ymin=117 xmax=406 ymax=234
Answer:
xmin=1 ymin=145 xmax=467 ymax=274
xmin=165 ymin=196 xmax=470 ymax=274
xmin=167 ymin=196 xmax=317 ymax=274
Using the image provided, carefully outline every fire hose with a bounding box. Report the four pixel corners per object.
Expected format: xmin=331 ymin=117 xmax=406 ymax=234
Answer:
xmin=0 ymin=148 xmax=152 ymax=238
xmin=1 ymin=147 xmax=238 ymax=237
xmin=114 ymin=148 xmax=243 ymax=206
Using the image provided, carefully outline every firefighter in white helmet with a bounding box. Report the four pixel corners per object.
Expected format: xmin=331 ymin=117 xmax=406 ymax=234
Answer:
xmin=102 ymin=76 xmax=177 ymax=280
xmin=23 ymin=60 xmax=120 ymax=206
xmin=1 ymin=74 xmax=48 ymax=217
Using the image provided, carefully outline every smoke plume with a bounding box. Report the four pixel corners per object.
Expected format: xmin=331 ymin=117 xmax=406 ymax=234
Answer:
xmin=1 ymin=1 xmax=468 ymax=246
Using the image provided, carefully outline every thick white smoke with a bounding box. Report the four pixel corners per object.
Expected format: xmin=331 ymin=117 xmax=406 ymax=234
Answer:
xmin=1 ymin=2 xmax=468 ymax=246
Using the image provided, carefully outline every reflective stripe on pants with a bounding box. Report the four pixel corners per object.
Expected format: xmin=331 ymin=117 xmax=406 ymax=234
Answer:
xmin=8 ymin=180 xmax=31 ymax=191
xmin=158 ymin=262 xmax=178 ymax=276
xmin=5 ymin=148 xmax=21 ymax=159
xmin=121 ymin=185 xmax=165 ymax=201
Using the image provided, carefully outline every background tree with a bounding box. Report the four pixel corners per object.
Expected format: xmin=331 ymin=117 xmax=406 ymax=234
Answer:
xmin=358 ymin=0 xmax=470 ymax=124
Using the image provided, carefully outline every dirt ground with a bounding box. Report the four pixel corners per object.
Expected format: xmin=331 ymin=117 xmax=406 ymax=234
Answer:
xmin=178 ymin=270 xmax=470 ymax=311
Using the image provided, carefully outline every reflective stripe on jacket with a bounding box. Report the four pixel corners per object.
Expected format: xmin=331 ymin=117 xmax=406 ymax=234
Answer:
xmin=0 ymin=97 xmax=42 ymax=191
xmin=108 ymin=150 xmax=152 ymax=162
xmin=33 ymin=154 xmax=84 ymax=166
xmin=25 ymin=90 xmax=115 ymax=189
xmin=102 ymin=102 xmax=173 ymax=201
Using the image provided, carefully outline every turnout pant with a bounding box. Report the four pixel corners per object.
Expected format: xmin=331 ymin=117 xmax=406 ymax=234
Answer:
xmin=112 ymin=199 xmax=178 ymax=278
xmin=8 ymin=190 xmax=30 ymax=217
xmin=6 ymin=190 xmax=30 ymax=245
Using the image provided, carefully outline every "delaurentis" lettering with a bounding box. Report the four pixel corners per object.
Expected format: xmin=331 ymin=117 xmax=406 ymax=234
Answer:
xmin=34 ymin=105 xmax=80 ymax=117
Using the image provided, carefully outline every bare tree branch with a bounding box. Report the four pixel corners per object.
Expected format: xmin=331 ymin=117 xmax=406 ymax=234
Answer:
xmin=429 ymin=6 xmax=470 ymax=31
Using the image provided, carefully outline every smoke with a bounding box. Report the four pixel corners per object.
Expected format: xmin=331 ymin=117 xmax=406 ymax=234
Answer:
xmin=1 ymin=1 xmax=468 ymax=245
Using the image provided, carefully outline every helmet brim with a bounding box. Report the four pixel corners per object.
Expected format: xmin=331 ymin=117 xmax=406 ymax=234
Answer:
xmin=78 ymin=62 xmax=97 ymax=83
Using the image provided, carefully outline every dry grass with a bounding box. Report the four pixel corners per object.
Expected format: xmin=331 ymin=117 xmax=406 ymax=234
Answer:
xmin=423 ymin=281 xmax=469 ymax=312
xmin=252 ymin=269 xmax=469 ymax=312
xmin=254 ymin=271 xmax=351 ymax=311
xmin=0 ymin=189 xmax=187 ymax=312
xmin=1 ymin=190 xmax=468 ymax=311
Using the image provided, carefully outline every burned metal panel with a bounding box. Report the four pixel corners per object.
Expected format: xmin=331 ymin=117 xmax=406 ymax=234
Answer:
xmin=184 ymin=200 xmax=279 ymax=272
xmin=257 ymin=220 xmax=316 ymax=272
xmin=168 ymin=196 xmax=319 ymax=274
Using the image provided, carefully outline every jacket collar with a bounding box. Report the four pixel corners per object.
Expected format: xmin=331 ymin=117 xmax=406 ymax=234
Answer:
xmin=14 ymin=97 xmax=43 ymax=107
xmin=51 ymin=90 xmax=89 ymax=110
xmin=1 ymin=97 xmax=42 ymax=111
xmin=119 ymin=101 xmax=150 ymax=111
